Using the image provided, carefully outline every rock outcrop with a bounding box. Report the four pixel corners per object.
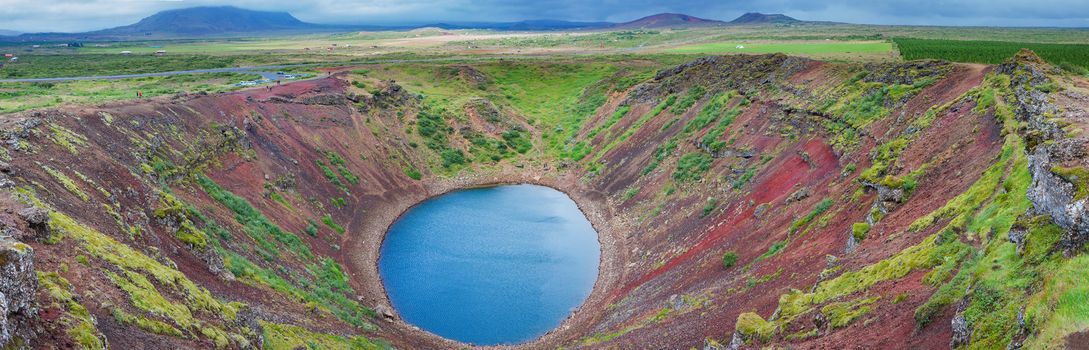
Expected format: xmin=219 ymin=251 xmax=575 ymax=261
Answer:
xmin=1004 ymin=50 xmax=1089 ymax=252
xmin=0 ymin=239 xmax=37 ymax=346
xmin=1026 ymin=138 xmax=1089 ymax=251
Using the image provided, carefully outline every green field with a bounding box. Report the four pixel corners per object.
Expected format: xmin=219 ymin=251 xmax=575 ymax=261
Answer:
xmin=894 ymin=38 xmax=1089 ymax=73
xmin=0 ymin=72 xmax=260 ymax=113
xmin=666 ymin=40 xmax=893 ymax=55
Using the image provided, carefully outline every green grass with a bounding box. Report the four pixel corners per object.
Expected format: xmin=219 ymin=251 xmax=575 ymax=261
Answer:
xmin=196 ymin=174 xmax=313 ymax=261
xmin=789 ymin=198 xmax=834 ymax=234
xmin=672 ymin=152 xmax=714 ymax=183
xmin=667 ymin=41 xmax=893 ymax=55
xmin=670 ymin=86 xmax=705 ymax=114
xmin=758 ymin=240 xmax=788 ymax=261
xmin=0 ymin=72 xmax=260 ymax=114
xmin=894 ymin=38 xmax=1089 ymax=71
xmin=322 ymin=214 xmax=346 ymax=235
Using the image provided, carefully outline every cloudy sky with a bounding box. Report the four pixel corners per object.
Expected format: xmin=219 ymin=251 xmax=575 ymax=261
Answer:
xmin=1 ymin=0 xmax=1088 ymax=33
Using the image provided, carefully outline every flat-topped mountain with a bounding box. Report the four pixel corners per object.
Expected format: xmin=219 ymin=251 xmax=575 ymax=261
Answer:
xmin=95 ymin=6 xmax=318 ymax=36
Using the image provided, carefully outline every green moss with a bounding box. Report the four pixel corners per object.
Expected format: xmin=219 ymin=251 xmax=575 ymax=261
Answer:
xmin=735 ymin=312 xmax=776 ymax=342
xmin=260 ymin=321 xmax=389 ymax=350
xmin=747 ymin=267 xmax=784 ymax=288
xmin=852 ymin=222 xmax=871 ymax=242
xmin=785 ymin=328 xmax=817 ymax=341
xmin=47 ymin=123 xmax=87 ymax=155
xmin=38 ymin=272 xmax=106 ymax=350
xmin=821 ymin=296 xmax=879 ymax=328
xmin=1050 ymin=165 xmax=1089 ymax=201
xmin=155 ymin=191 xmax=210 ymax=249
xmin=43 ymin=206 xmax=244 ymax=330
xmin=41 ymin=164 xmax=89 ymax=202
xmin=112 ymin=309 xmax=185 ymax=338
xmin=741 ymin=232 xmax=950 ymax=341
xmin=909 ymin=135 xmax=1023 ymax=232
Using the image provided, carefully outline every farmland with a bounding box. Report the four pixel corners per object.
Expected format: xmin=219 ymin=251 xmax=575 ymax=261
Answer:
xmin=894 ymin=38 xmax=1089 ymax=72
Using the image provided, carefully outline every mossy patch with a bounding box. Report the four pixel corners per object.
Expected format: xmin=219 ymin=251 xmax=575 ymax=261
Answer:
xmin=260 ymin=321 xmax=390 ymax=350
xmin=38 ymin=272 xmax=106 ymax=350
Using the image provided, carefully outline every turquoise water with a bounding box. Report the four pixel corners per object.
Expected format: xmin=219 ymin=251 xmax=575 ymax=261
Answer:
xmin=378 ymin=184 xmax=600 ymax=345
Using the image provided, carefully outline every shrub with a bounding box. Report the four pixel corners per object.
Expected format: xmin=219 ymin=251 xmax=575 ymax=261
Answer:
xmin=702 ymin=197 xmax=719 ymax=217
xmin=440 ymin=149 xmax=466 ymax=168
xmin=722 ymin=251 xmax=738 ymax=269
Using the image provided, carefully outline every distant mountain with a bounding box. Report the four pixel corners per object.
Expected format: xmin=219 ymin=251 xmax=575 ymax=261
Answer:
xmin=2 ymin=6 xmax=342 ymax=41
xmin=0 ymin=30 xmax=19 ymax=36
xmin=728 ymin=12 xmax=801 ymax=25
xmin=614 ymin=13 xmax=725 ymax=29
xmin=94 ymin=6 xmax=318 ymax=36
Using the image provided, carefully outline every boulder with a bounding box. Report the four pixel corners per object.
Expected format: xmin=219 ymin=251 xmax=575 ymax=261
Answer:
xmin=15 ymin=207 xmax=49 ymax=242
xmin=950 ymin=313 xmax=970 ymax=348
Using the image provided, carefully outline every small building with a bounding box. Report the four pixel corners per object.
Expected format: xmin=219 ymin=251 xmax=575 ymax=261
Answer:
xmin=120 ymin=50 xmax=132 ymax=55
xmin=3 ymin=54 xmax=12 ymax=58
xmin=154 ymin=50 xmax=166 ymax=56
xmin=736 ymin=45 xmax=745 ymax=49
xmin=9 ymin=57 xmax=17 ymax=62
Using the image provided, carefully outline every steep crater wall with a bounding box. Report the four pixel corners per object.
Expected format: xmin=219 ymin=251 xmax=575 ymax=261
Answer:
xmin=0 ymin=52 xmax=1086 ymax=349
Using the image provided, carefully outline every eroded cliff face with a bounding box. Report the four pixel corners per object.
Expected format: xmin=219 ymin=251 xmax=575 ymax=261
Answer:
xmin=0 ymin=52 xmax=1086 ymax=350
